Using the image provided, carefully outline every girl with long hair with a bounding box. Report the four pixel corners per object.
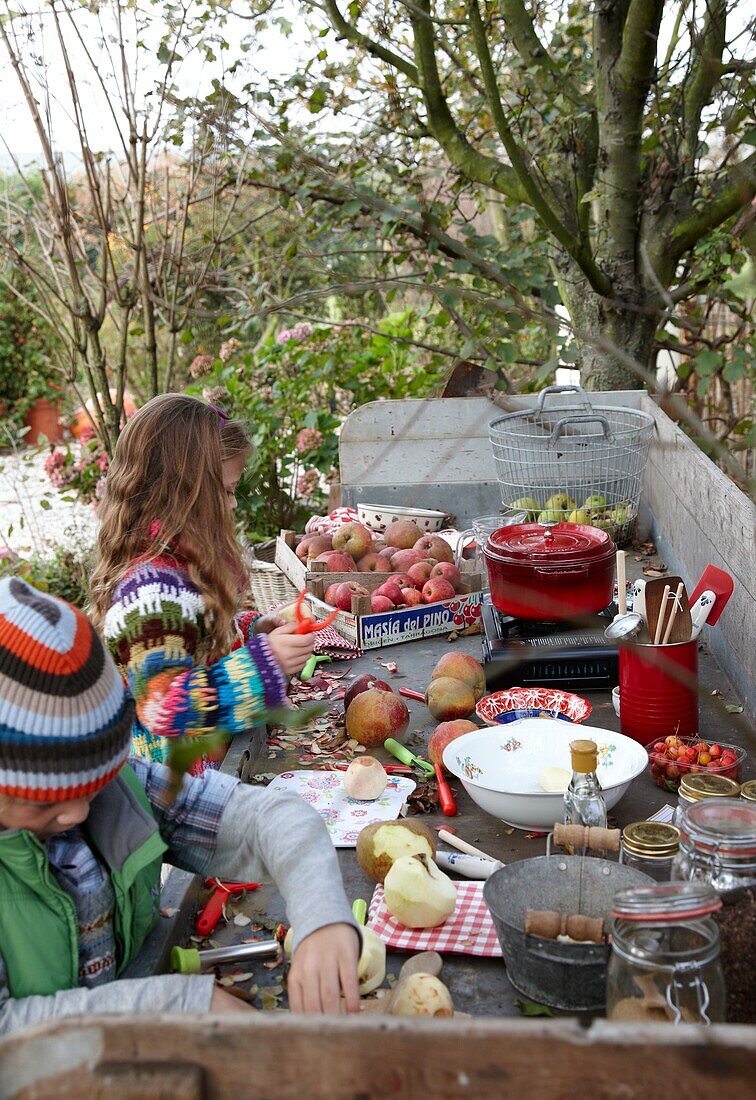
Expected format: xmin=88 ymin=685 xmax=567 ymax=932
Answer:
xmin=90 ymin=393 xmax=312 ymax=772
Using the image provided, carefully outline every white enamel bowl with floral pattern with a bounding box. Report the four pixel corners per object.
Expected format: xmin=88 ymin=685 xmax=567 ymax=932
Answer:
xmin=442 ymin=718 xmax=647 ymax=831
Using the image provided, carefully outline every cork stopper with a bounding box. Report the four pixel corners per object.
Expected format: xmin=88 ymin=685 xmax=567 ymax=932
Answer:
xmin=570 ymin=739 xmax=598 ymax=773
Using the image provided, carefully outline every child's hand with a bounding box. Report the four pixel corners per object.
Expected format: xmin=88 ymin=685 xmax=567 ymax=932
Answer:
xmin=266 ymin=622 xmax=314 ymax=676
xmin=253 ymin=613 xmax=285 ymax=635
xmin=287 ymin=923 xmax=361 ymax=1015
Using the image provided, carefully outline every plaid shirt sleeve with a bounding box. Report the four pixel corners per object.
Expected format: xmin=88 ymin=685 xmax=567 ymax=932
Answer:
xmin=128 ymin=755 xmax=238 ymax=877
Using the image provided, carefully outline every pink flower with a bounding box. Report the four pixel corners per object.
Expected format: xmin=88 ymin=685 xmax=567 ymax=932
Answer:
xmin=276 ymin=322 xmax=312 ymax=346
xmin=295 ymin=427 xmax=323 ymax=454
xmin=219 ymin=337 xmax=241 ymax=362
xmin=96 ymin=451 xmax=109 ymax=471
xmin=189 ymin=354 xmax=214 ymax=378
xmin=79 ymin=424 xmax=96 ymax=444
xmin=202 ymin=385 xmax=230 ymax=405
xmin=296 ymin=468 xmax=320 ymax=498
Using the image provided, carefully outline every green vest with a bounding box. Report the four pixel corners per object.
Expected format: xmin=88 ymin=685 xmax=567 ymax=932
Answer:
xmin=0 ymin=765 xmax=167 ymax=998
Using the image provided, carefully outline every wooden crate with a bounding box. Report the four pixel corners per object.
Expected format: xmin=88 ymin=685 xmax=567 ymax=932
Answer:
xmin=305 ymin=570 xmax=481 ymax=650
xmin=2 ymin=1013 xmax=754 ymax=1099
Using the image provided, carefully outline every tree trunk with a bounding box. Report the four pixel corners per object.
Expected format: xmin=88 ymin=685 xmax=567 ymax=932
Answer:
xmin=555 ymin=257 xmax=656 ymax=391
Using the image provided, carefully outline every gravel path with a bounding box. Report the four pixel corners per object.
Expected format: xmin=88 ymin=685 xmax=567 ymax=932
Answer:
xmin=0 ymin=447 xmax=98 ymax=558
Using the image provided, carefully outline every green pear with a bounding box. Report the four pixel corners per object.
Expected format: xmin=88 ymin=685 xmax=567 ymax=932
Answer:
xmin=581 ymin=494 xmax=607 ymax=512
xmin=508 ymin=497 xmax=540 ymax=520
xmin=545 ymin=493 xmax=577 ymax=512
xmin=537 ymin=509 xmax=565 ymax=524
xmin=567 ymin=509 xmax=591 ymax=524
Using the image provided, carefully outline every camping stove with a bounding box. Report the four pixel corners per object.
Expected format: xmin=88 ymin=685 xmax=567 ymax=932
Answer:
xmin=481 ymin=598 xmax=618 ymax=692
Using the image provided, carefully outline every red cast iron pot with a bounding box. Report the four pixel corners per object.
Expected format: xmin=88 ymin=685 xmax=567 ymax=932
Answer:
xmin=483 ymin=522 xmax=617 ymax=620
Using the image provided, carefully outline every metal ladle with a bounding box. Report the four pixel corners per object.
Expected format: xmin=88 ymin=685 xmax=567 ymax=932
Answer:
xmin=604 ymin=613 xmax=642 ymax=643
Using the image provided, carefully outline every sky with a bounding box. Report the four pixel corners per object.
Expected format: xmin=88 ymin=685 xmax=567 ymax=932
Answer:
xmin=0 ymin=1 xmax=320 ymax=168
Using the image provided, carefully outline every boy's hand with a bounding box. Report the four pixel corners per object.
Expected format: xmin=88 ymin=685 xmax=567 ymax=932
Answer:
xmin=287 ymin=923 xmax=361 ymax=1015
xmin=266 ymin=621 xmax=314 ymax=677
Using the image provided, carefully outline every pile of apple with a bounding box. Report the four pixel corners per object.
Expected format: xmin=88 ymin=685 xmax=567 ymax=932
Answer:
xmin=508 ymin=493 xmax=633 ymax=530
xmin=648 ymin=734 xmax=742 ymax=792
xmin=303 ymin=518 xmax=464 ymax=614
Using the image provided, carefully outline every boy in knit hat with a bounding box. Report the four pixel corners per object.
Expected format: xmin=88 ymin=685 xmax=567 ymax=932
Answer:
xmin=0 ymin=577 xmax=359 ymax=1035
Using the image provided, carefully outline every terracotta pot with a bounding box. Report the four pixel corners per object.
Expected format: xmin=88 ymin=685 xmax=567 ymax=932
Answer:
xmin=23 ymin=397 xmax=65 ymax=445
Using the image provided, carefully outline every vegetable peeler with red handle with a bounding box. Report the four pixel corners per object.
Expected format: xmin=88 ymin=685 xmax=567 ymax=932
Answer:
xmin=195 ymin=878 xmax=262 ymax=937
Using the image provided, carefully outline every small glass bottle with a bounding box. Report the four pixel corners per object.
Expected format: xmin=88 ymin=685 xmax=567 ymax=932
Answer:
xmin=621 ymin=821 xmax=680 ymax=882
xmin=674 ymin=773 xmax=740 ymax=828
xmin=606 ymin=882 xmax=726 ymax=1024
xmin=672 ymin=798 xmax=756 ymax=1023
xmin=564 ymin=739 xmax=607 ymax=830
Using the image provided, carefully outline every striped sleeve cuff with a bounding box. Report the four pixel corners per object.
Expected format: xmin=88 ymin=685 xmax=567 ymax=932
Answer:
xmin=247 ymin=635 xmax=288 ymax=709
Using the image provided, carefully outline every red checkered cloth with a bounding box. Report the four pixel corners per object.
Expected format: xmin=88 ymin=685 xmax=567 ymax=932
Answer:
xmin=368 ymin=881 xmax=502 ymax=957
xmin=312 ymin=625 xmax=362 ymax=660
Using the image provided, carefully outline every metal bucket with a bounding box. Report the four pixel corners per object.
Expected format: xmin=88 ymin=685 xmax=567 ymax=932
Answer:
xmin=483 ymin=855 xmax=652 ymax=1011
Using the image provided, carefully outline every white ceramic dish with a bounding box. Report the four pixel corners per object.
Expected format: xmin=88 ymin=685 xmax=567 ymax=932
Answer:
xmin=442 ymin=718 xmax=647 ymax=831
xmin=357 ymin=502 xmax=447 ymax=534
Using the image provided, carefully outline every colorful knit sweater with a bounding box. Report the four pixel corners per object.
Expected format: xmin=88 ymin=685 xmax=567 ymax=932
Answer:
xmin=103 ymin=554 xmax=287 ymax=769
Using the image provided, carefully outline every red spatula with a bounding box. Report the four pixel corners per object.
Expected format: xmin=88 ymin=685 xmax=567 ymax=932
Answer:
xmin=689 ymin=565 xmax=734 ymax=626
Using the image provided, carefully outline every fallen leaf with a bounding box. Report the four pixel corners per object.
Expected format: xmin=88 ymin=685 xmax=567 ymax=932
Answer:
xmin=724 ymin=704 xmax=743 ymax=714
xmin=711 ymin=689 xmax=723 ymax=697
xmin=516 ymin=999 xmax=554 ymax=1017
xmin=160 ymin=906 xmax=179 ymax=918
xmin=233 ymin=913 xmax=252 ymax=927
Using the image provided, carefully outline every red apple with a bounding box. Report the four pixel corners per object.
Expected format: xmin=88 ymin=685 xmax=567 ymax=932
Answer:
xmin=428 ymin=719 xmax=479 ymax=769
xmin=430 ymin=562 xmax=462 ymax=590
xmin=407 ymin=561 xmax=435 ymax=589
xmin=343 ymin=674 xmax=393 ymax=711
xmin=315 ymin=551 xmax=358 ymax=572
xmin=389 ymin=548 xmax=427 ymax=572
xmin=414 ymin=534 xmax=454 ymax=563
xmin=422 ymin=577 xmax=456 ymax=604
xmin=324 ymin=582 xmax=342 ymax=606
xmin=346 ymin=689 xmax=410 ymax=746
xmin=357 ymin=552 xmax=393 ymax=574
xmin=384 ymin=519 xmax=424 ymax=549
xmin=295 ymin=534 xmax=333 ymax=561
xmin=333 ymin=581 xmax=369 ymax=612
xmin=390 ymin=573 xmax=414 ymax=590
xmin=401 ymin=587 xmax=423 ymax=607
xmin=375 ymin=581 xmax=404 ymax=605
xmin=371 ymin=594 xmax=395 ymax=613
xmin=332 ymin=521 xmax=374 ymax=561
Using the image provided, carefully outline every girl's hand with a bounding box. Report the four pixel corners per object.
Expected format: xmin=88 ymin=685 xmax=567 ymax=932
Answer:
xmin=266 ymin=621 xmax=314 ymax=676
xmin=287 ymin=923 xmax=361 ymax=1015
xmin=253 ymin=613 xmax=285 ymax=635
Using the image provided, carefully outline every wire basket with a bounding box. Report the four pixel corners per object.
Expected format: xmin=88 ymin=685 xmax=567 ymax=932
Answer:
xmin=489 ymin=385 xmax=655 ymax=547
xmin=243 ymin=538 xmax=298 ymax=611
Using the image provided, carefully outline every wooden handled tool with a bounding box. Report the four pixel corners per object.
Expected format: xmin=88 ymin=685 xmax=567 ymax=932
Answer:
xmin=553 ymin=823 xmax=621 ymax=851
xmin=525 ymin=909 xmax=606 ymax=943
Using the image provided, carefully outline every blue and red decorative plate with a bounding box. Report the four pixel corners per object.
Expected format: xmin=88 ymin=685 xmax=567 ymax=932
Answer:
xmin=476 ymin=687 xmax=592 ymax=726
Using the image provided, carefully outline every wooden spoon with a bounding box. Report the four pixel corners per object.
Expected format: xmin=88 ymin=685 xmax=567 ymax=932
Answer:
xmin=644 ymin=577 xmax=683 ymax=644
xmin=660 ymin=581 xmax=692 ymax=644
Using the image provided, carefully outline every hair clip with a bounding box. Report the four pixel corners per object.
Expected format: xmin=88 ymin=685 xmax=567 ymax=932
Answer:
xmin=209 ymin=403 xmax=230 ymax=431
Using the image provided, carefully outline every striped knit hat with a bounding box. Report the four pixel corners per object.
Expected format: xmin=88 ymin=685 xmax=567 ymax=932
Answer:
xmin=0 ymin=577 xmax=133 ymax=802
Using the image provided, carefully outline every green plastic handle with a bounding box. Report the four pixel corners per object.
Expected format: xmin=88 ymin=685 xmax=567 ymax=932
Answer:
xmin=171 ymin=945 xmax=201 ymax=974
xmin=352 ymin=898 xmax=368 ymax=926
xmin=384 ymin=738 xmax=434 ymax=775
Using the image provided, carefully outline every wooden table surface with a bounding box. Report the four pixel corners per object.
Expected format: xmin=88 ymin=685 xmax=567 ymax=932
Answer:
xmin=211 ymin=582 xmax=753 ymax=1019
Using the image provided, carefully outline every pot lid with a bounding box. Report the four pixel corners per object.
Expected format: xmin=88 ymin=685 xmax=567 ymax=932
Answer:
xmin=485 ymin=522 xmax=615 ymax=564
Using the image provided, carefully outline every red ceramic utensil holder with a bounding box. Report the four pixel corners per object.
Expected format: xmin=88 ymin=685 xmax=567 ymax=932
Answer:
xmin=618 ymin=639 xmax=698 ymax=744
